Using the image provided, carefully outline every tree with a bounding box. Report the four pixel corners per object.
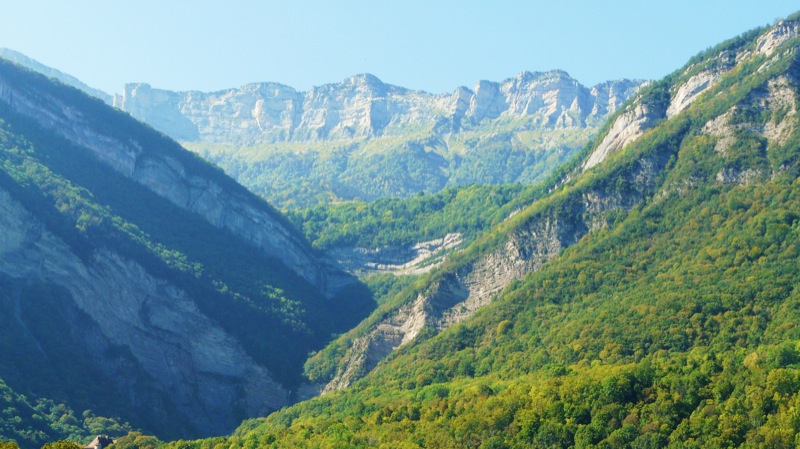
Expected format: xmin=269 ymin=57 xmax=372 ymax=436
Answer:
xmin=41 ymin=442 xmax=82 ymax=449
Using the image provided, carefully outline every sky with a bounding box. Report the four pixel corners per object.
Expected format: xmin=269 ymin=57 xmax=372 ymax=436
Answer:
xmin=1 ymin=1 xmax=798 ymax=95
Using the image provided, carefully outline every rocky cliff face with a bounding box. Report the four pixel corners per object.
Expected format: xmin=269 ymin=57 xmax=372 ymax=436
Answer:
xmin=328 ymin=233 xmax=463 ymax=276
xmin=0 ymin=66 xmax=343 ymax=293
xmin=318 ymin=18 xmax=800 ymax=393
xmin=0 ymin=187 xmax=288 ymax=437
xmin=321 ymin=145 xmax=670 ymax=391
xmin=115 ymin=71 xmax=640 ymax=145
xmin=584 ymin=19 xmax=800 ymax=172
xmin=0 ymin=58 xmax=368 ymax=439
xmin=113 ymin=72 xmax=642 ymax=206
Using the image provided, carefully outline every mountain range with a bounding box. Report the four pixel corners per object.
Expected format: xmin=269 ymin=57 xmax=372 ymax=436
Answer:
xmin=0 ymin=56 xmax=373 ymax=442
xmin=2 ymin=10 xmax=800 ymax=449
xmin=113 ymin=71 xmax=642 ymax=207
xmin=3 ymin=48 xmax=642 ymax=208
xmin=174 ymin=13 xmax=800 ymax=448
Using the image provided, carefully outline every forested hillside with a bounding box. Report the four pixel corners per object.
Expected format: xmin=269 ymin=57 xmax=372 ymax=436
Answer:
xmin=286 ymin=184 xmax=531 ymax=250
xmin=0 ymin=379 xmax=130 ymax=448
xmin=0 ymin=57 xmax=374 ymax=444
xmin=163 ymin=15 xmax=800 ymax=448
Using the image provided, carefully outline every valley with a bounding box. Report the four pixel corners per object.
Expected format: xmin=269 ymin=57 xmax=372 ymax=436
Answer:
xmin=1 ymin=8 xmax=800 ymax=449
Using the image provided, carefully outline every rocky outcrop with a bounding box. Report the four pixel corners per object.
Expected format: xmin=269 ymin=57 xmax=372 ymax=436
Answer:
xmin=583 ymin=99 xmax=663 ymax=171
xmin=328 ymin=233 xmax=463 ymax=276
xmin=703 ymin=75 xmax=798 ymax=154
xmin=115 ymin=71 xmax=642 ymax=145
xmin=704 ymin=74 xmax=798 ymax=185
xmin=580 ymin=19 xmax=800 ymax=173
xmin=756 ymin=19 xmax=800 ymax=56
xmin=0 ymin=67 xmax=342 ymax=293
xmin=0 ymin=188 xmax=288 ymax=436
xmin=667 ymin=71 xmax=718 ymax=118
xmin=322 ymin=144 xmax=671 ymax=392
xmin=114 ymin=72 xmax=641 ymax=207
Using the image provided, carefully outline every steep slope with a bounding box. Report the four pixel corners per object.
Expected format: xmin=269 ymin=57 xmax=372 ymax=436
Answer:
xmin=0 ymin=49 xmax=112 ymax=105
xmin=307 ymin=21 xmax=794 ymax=391
xmin=114 ymin=71 xmax=642 ymax=206
xmin=0 ymin=378 xmax=131 ymax=449
xmin=290 ymin=12 xmax=800 ymax=414
xmin=164 ymin=15 xmax=800 ymax=448
xmin=0 ymin=58 xmax=371 ymax=441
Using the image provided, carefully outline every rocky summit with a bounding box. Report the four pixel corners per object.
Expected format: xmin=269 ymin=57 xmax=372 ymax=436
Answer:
xmin=114 ymin=72 xmax=643 ymax=206
xmin=114 ymin=71 xmax=640 ymax=144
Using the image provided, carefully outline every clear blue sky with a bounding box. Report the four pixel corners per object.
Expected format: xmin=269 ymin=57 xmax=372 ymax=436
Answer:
xmin=1 ymin=1 xmax=798 ymax=94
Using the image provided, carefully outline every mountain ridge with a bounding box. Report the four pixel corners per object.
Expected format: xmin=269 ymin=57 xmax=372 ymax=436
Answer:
xmin=0 ymin=48 xmax=113 ymax=105
xmin=113 ymin=70 xmax=641 ymax=144
xmin=302 ymin=15 xmax=800 ymax=398
xmin=163 ymin=15 xmax=800 ymax=448
xmin=114 ymin=70 xmax=643 ymax=206
xmin=0 ymin=56 xmax=373 ymax=443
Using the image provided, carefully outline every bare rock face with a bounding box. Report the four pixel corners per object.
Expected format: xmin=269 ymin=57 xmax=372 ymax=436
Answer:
xmin=0 ymin=71 xmax=337 ymax=293
xmin=114 ymin=83 xmax=200 ymax=141
xmin=321 ymin=150 xmax=668 ymax=392
xmin=328 ymin=233 xmax=463 ymax=276
xmin=583 ymin=99 xmax=663 ymax=171
xmin=114 ymin=72 xmax=641 ymax=206
xmin=580 ymin=18 xmax=800 ymax=174
xmin=0 ymin=188 xmax=289 ymax=436
xmin=667 ymin=71 xmax=718 ymax=118
xmin=756 ymin=19 xmax=800 ymax=56
xmin=114 ymin=71 xmax=642 ymax=145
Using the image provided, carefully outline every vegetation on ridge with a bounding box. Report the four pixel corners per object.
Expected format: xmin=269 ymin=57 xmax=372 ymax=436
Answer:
xmin=0 ymin=59 xmax=376 ymax=441
xmin=156 ymin=18 xmax=800 ymax=449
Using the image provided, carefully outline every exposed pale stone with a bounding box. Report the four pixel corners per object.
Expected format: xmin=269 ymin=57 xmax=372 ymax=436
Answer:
xmin=667 ymin=71 xmax=718 ymax=118
xmin=114 ymin=72 xmax=642 ymax=145
xmin=756 ymin=20 xmax=800 ymax=56
xmin=583 ymin=100 xmax=662 ymax=171
xmin=0 ymin=189 xmax=288 ymax=435
xmin=328 ymin=233 xmax=463 ymax=276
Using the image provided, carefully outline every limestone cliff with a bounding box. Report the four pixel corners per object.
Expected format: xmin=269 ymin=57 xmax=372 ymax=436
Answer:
xmin=0 ymin=188 xmax=288 ymax=437
xmin=115 ymin=71 xmax=640 ymax=145
xmin=0 ymin=63 xmax=341 ymax=292
xmin=115 ymin=72 xmax=643 ymax=206
xmin=0 ymin=58 xmax=366 ymax=439
xmin=316 ymin=18 xmax=800 ymax=393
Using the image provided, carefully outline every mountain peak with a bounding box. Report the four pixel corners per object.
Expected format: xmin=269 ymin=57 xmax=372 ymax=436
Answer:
xmin=348 ymin=72 xmax=384 ymax=86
